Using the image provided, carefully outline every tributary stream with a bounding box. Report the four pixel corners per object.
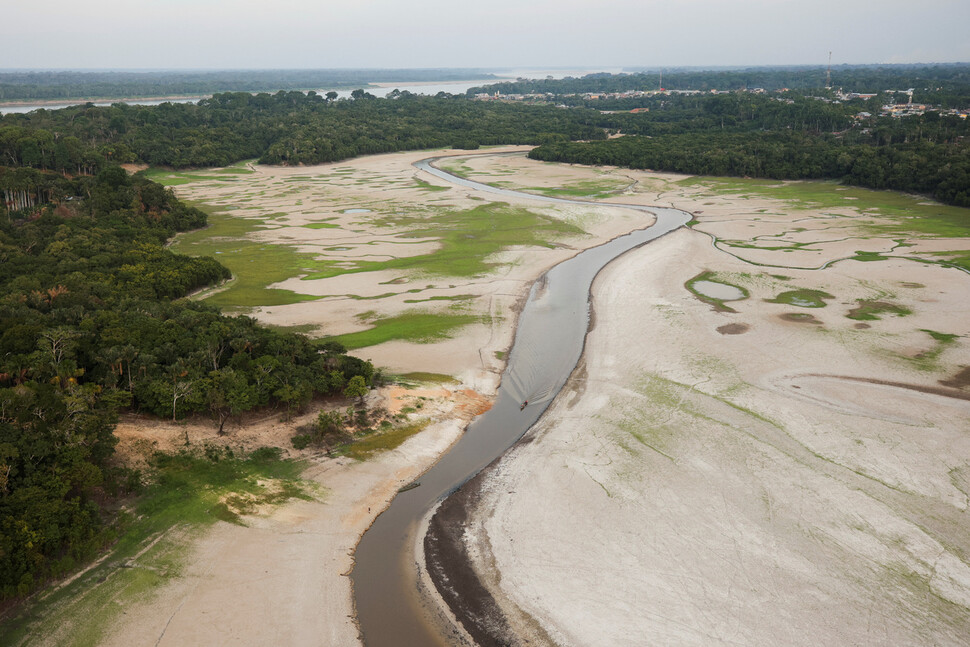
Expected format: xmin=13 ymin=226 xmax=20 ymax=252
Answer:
xmin=352 ymin=155 xmax=691 ymax=646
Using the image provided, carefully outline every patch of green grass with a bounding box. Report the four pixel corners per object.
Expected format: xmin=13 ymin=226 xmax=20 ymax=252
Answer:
xmin=335 ymin=420 xmax=431 ymax=460
xmin=303 ymin=203 xmax=584 ymax=280
xmin=169 ymin=202 xmax=320 ymax=307
xmin=684 ymin=271 xmax=749 ymax=313
xmin=766 ymin=289 xmax=835 ymax=308
xmin=414 ymin=177 xmax=450 ymax=192
xmin=403 ymin=294 xmax=476 ymax=304
xmin=399 ymin=372 xmax=457 ymax=384
xmin=494 ymin=350 xmax=506 ymax=360
xmin=264 ymin=322 xmax=319 ymax=334
xmin=213 ymin=164 xmax=255 ymax=175
xmin=680 ymin=176 xmax=970 ymax=238
xmin=851 ymin=250 xmax=889 ymax=262
xmin=847 ymin=299 xmax=912 ymax=321
xmin=303 ymin=222 xmax=340 ymax=229
xmin=324 ymin=311 xmax=489 ymax=349
xmin=141 ymin=168 xmax=239 ymax=186
xmin=922 ymin=249 xmax=970 ymax=272
xmin=903 ymin=329 xmax=960 ymax=372
xmin=0 ymin=448 xmax=311 ymax=646
xmin=520 ymin=178 xmax=628 ymax=200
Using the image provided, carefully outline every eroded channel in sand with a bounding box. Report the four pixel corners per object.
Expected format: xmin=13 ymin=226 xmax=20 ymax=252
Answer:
xmin=351 ymin=158 xmax=691 ymax=646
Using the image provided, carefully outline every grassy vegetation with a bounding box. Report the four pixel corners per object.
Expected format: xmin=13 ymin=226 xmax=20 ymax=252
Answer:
xmin=902 ymin=329 xmax=960 ymax=372
xmin=413 ymin=177 xmax=450 ymax=192
xmin=683 ymin=177 xmax=970 ymax=256
xmin=685 ymin=271 xmax=749 ymax=313
xmin=168 ymin=201 xmax=320 ymax=307
xmin=0 ymin=447 xmax=311 ymax=646
xmin=680 ymin=177 xmax=968 ymax=231
xmin=767 ymin=289 xmax=835 ymax=308
xmin=303 ymin=203 xmax=584 ymax=280
xmin=398 ymin=372 xmax=457 ymax=384
xmin=519 ymin=177 xmax=629 ymax=200
xmin=324 ymin=311 xmax=488 ymax=349
xmin=851 ymin=250 xmax=889 ymax=262
xmin=303 ymin=222 xmax=340 ymax=229
xmin=333 ymin=420 xmax=431 ymax=460
xmin=846 ymin=299 xmax=913 ymax=321
xmin=923 ymin=249 xmax=970 ymax=272
xmin=141 ymin=168 xmax=241 ymax=186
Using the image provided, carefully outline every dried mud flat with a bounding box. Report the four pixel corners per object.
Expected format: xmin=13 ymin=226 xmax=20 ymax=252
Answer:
xmin=26 ymin=150 xmax=970 ymax=646
xmin=447 ymin=165 xmax=970 ymax=646
xmin=38 ymin=150 xmax=669 ymax=646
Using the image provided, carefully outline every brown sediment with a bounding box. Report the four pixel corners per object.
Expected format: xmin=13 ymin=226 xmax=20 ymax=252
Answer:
xmin=939 ymin=366 xmax=970 ymax=390
xmin=717 ymin=323 xmax=750 ymax=335
xmin=779 ymin=313 xmax=822 ymax=324
xmin=854 ymin=322 xmax=871 ymax=329
xmin=807 ymin=374 xmax=970 ymax=402
xmin=424 ymin=468 xmax=517 ymax=647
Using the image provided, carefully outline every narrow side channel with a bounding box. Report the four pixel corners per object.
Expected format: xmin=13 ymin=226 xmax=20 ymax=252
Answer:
xmin=352 ymin=155 xmax=690 ymax=646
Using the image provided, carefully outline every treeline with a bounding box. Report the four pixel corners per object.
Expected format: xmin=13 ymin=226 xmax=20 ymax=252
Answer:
xmin=0 ymin=68 xmax=497 ymax=102
xmin=0 ymin=91 xmax=605 ymax=169
xmin=530 ymin=132 xmax=970 ymax=207
xmin=0 ymin=166 xmax=374 ymax=598
xmin=468 ymin=64 xmax=970 ymax=107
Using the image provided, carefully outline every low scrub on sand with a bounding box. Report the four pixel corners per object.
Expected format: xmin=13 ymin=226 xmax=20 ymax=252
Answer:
xmin=0 ymin=447 xmax=311 ymax=646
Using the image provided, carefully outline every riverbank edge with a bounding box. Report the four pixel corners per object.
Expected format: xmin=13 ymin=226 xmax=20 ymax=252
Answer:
xmin=418 ymin=221 xmax=686 ymax=645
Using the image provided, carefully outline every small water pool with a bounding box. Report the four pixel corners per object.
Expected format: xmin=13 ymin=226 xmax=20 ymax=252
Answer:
xmin=693 ymin=280 xmax=745 ymax=301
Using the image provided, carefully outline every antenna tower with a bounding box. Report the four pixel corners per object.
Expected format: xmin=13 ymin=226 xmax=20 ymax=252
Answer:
xmin=826 ymin=51 xmax=832 ymax=89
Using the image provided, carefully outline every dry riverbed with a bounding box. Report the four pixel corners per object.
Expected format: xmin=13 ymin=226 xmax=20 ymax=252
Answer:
xmin=449 ymin=163 xmax=970 ymax=646
xmin=19 ymin=150 xmax=970 ymax=646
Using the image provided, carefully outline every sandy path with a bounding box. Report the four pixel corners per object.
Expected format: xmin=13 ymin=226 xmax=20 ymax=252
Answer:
xmin=457 ymin=222 xmax=970 ymax=645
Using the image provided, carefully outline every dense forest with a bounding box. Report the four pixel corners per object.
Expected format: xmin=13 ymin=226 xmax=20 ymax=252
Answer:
xmin=0 ymin=165 xmax=374 ymax=598
xmin=521 ymin=90 xmax=970 ymax=206
xmin=0 ymin=91 xmax=605 ymax=168
xmin=0 ymin=68 xmax=497 ymax=102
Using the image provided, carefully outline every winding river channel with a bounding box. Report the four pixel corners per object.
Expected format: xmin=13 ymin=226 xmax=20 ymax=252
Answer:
xmin=352 ymin=155 xmax=691 ymax=646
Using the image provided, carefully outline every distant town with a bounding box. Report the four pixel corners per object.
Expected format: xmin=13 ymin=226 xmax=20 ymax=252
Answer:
xmin=474 ymin=86 xmax=970 ymax=120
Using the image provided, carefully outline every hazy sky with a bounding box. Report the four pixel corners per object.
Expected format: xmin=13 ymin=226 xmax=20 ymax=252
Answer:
xmin=5 ymin=0 xmax=969 ymax=70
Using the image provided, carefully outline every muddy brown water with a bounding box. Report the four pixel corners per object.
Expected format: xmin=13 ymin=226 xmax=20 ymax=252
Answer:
xmin=351 ymin=155 xmax=690 ymax=646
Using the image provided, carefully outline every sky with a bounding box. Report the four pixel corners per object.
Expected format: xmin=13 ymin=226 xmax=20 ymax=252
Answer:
xmin=4 ymin=0 xmax=969 ymax=70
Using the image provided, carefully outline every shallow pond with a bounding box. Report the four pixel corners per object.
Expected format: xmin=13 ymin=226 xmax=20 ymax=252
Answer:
xmin=693 ymin=280 xmax=745 ymax=301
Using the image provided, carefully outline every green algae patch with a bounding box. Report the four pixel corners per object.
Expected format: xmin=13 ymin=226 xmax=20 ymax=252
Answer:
xmin=685 ymin=271 xmax=749 ymax=313
xmin=767 ymin=289 xmax=835 ymax=308
xmin=334 ymin=420 xmax=432 ymax=461
xmin=847 ymin=300 xmax=912 ymax=321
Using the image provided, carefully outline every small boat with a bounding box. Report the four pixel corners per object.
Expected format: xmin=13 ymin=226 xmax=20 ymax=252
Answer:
xmin=520 ymin=400 xmax=528 ymax=410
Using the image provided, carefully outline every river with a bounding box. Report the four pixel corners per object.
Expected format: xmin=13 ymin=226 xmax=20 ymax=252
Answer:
xmin=351 ymin=155 xmax=691 ymax=646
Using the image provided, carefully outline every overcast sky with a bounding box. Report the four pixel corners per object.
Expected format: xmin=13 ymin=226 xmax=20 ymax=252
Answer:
xmin=4 ymin=0 xmax=969 ymax=70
